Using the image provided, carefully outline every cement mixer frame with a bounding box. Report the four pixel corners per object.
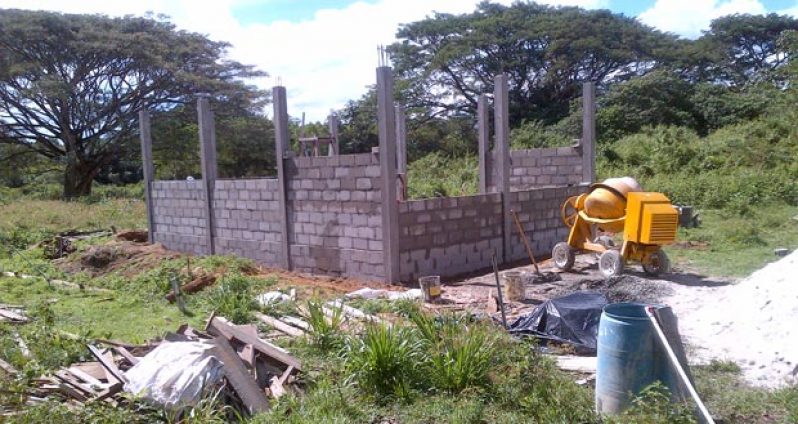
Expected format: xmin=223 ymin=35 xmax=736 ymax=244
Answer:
xmin=552 ymin=183 xmax=679 ymax=278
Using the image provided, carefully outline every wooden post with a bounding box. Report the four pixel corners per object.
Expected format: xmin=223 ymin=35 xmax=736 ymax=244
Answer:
xmin=273 ymin=86 xmax=292 ymax=270
xmin=377 ymin=66 xmax=400 ymax=283
xmin=139 ymin=110 xmax=155 ymax=244
xmin=582 ymin=82 xmax=596 ymax=184
xmin=494 ymin=74 xmax=511 ymax=263
xmin=477 ymin=94 xmax=489 ymax=194
xmin=197 ymin=96 xmax=217 ymax=255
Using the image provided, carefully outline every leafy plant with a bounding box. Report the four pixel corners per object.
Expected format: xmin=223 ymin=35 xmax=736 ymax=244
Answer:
xmin=303 ymin=299 xmax=345 ymax=352
xmin=344 ymin=323 xmax=423 ymax=402
xmin=204 ymin=274 xmax=256 ymax=324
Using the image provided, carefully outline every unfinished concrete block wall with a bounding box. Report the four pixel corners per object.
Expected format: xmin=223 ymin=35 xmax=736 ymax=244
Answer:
xmin=150 ymin=180 xmax=208 ymax=255
xmin=506 ymin=185 xmax=587 ymax=262
xmin=398 ymin=193 xmax=503 ymax=281
xmin=487 ymin=146 xmax=584 ymax=191
xmin=212 ymin=178 xmax=283 ymax=266
xmin=140 ymin=70 xmax=596 ymax=284
xmin=285 ymin=153 xmax=384 ymax=280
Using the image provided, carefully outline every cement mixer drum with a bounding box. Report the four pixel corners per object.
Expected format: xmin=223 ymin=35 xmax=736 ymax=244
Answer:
xmin=583 ymin=177 xmax=642 ymax=221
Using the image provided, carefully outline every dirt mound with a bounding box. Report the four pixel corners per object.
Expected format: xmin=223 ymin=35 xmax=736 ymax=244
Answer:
xmin=56 ymin=241 xmax=180 ymax=277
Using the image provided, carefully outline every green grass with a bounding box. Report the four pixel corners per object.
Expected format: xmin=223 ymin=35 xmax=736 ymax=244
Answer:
xmin=665 ymin=204 xmax=798 ymax=277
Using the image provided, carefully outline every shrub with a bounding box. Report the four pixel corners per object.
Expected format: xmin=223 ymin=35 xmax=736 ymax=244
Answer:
xmin=204 ymin=274 xmax=256 ymax=324
xmin=303 ymin=299 xmax=345 ymax=352
xmin=410 ymin=312 xmax=496 ymax=393
xmin=344 ymin=323 xmax=423 ymax=401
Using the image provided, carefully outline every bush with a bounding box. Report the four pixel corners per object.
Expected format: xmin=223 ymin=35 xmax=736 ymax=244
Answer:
xmin=303 ymin=299 xmax=345 ymax=352
xmin=203 ymin=274 xmax=257 ymax=324
xmin=406 ymin=153 xmax=478 ymax=199
xmin=344 ymin=323 xmax=423 ymax=402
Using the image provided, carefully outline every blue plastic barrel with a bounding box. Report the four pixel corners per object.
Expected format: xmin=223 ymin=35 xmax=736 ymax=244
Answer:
xmin=596 ymin=303 xmax=667 ymax=414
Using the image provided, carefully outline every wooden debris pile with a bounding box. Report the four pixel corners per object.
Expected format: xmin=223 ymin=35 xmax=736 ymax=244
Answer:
xmin=12 ymin=314 xmax=302 ymax=416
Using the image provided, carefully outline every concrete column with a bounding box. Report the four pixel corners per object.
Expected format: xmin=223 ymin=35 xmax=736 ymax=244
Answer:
xmin=197 ymin=96 xmax=217 ymax=255
xmin=477 ymin=94 xmax=489 ymax=194
xmin=139 ymin=110 xmax=155 ymax=244
xmin=494 ymin=74 xmax=511 ymax=263
xmin=395 ymin=104 xmax=407 ymax=175
xmin=581 ymin=82 xmax=596 ymax=184
xmin=273 ymin=86 xmax=292 ymax=270
xmin=377 ymin=66 xmax=400 ymax=283
xmin=328 ymin=114 xmax=339 ymax=156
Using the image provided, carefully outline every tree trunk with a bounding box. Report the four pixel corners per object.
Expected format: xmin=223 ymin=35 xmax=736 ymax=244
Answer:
xmin=62 ymin=157 xmax=96 ymax=198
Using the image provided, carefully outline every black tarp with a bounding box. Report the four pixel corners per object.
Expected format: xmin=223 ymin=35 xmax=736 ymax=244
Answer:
xmin=508 ymin=291 xmax=608 ymax=352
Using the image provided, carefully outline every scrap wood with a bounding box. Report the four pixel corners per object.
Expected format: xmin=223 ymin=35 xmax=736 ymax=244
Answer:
xmin=0 ymin=308 xmax=28 ymax=323
xmin=280 ymin=315 xmax=310 ymax=331
xmin=67 ymin=367 xmax=105 ymax=389
xmin=87 ymin=345 xmax=127 ymax=384
xmin=165 ymin=274 xmax=217 ymax=302
xmin=70 ymin=362 xmax=107 ymax=381
xmin=206 ymin=317 xmax=301 ymax=372
xmin=211 ymin=335 xmax=270 ymax=414
xmin=254 ymin=312 xmax=306 ymax=337
xmin=113 ymin=346 xmax=140 ymax=366
xmin=0 ymin=358 xmax=19 ymax=375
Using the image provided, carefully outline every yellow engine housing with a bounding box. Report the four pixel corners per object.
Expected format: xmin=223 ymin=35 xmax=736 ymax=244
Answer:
xmin=623 ymin=192 xmax=678 ymax=245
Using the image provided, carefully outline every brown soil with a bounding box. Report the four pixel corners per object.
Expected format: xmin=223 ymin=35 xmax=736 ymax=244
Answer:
xmin=55 ymin=236 xmax=398 ymax=296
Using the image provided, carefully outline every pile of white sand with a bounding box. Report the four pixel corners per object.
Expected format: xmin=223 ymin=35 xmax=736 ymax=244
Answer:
xmin=666 ymin=250 xmax=798 ymax=388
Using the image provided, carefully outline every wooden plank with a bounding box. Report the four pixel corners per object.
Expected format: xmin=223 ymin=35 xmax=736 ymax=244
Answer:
xmin=254 ymin=312 xmax=306 ymax=337
xmin=280 ymin=316 xmax=310 ymax=331
xmin=87 ymin=345 xmax=127 ymax=384
xmin=67 ymin=367 xmax=106 ymax=388
xmin=207 ymin=317 xmax=301 ymax=371
xmin=239 ymin=344 xmax=255 ymax=369
xmin=552 ymin=355 xmax=597 ymax=373
xmin=113 ymin=347 xmax=139 ymax=366
xmin=0 ymin=308 xmax=26 ymax=321
xmin=211 ymin=335 xmax=270 ymax=414
xmin=70 ymin=362 xmax=106 ymax=381
xmin=0 ymin=357 xmax=18 ymax=375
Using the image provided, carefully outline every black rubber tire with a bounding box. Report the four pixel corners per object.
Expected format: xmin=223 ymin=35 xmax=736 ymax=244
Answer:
xmin=643 ymin=249 xmax=670 ymax=276
xmin=599 ymin=250 xmax=624 ymax=278
xmin=552 ymin=242 xmax=575 ymax=271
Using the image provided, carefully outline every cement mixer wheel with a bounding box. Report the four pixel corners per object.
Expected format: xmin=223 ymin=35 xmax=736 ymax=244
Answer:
xmin=599 ymin=250 xmax=624 ymax=278
xmin=552 ymin=242 xmax=575 ymax=271
xmin=642 ymin=249 xmax=670 ymax=276
xmin=560 ymin=196 xmax=580 ymax=228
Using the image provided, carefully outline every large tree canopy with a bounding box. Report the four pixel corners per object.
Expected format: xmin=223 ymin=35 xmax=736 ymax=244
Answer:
xmin=0 ymin=9 xmax=266 ymax=197
xmin=388 ymin=1 xmax=680 ymax=126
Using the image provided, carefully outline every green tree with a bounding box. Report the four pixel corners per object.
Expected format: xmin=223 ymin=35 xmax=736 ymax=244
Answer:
xmin=389 ymin=1 xmax=679 ymax=126
xmin=0 ymin=9 xmax=265 ymax=197
xmin=697 ymin=13 xmax=798 ymax=86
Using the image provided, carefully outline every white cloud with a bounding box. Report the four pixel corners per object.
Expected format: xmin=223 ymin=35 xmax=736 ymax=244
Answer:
xmin=639 ymin=0 xmax=767 ymax=38
xmin=1 ymin=0 xmax=607 ymax=120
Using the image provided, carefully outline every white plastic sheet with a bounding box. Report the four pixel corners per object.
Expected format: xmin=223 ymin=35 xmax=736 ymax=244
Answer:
xmin=124 ymin=341 xmax=223 ymax=410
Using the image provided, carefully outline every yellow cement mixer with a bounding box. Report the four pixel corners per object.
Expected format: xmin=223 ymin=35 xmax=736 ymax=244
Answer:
xmin=552 ymin=177 xmax=678 ymax=278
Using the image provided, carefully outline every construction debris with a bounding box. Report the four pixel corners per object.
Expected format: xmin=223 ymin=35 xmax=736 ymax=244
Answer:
xmin=0 ymin=306 xmax=27 ymax=324
xmin=7 ymin=313 xmax=303 ymax=417
xmin=165 ymin=274 xmax=217 ymax=303
xmin=344 ymin=287 xmax=423 ymax=301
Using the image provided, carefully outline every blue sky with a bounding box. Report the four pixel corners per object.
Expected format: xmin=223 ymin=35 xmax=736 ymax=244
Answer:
xmin=4 ymin=0 xmax=798 ymax=119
